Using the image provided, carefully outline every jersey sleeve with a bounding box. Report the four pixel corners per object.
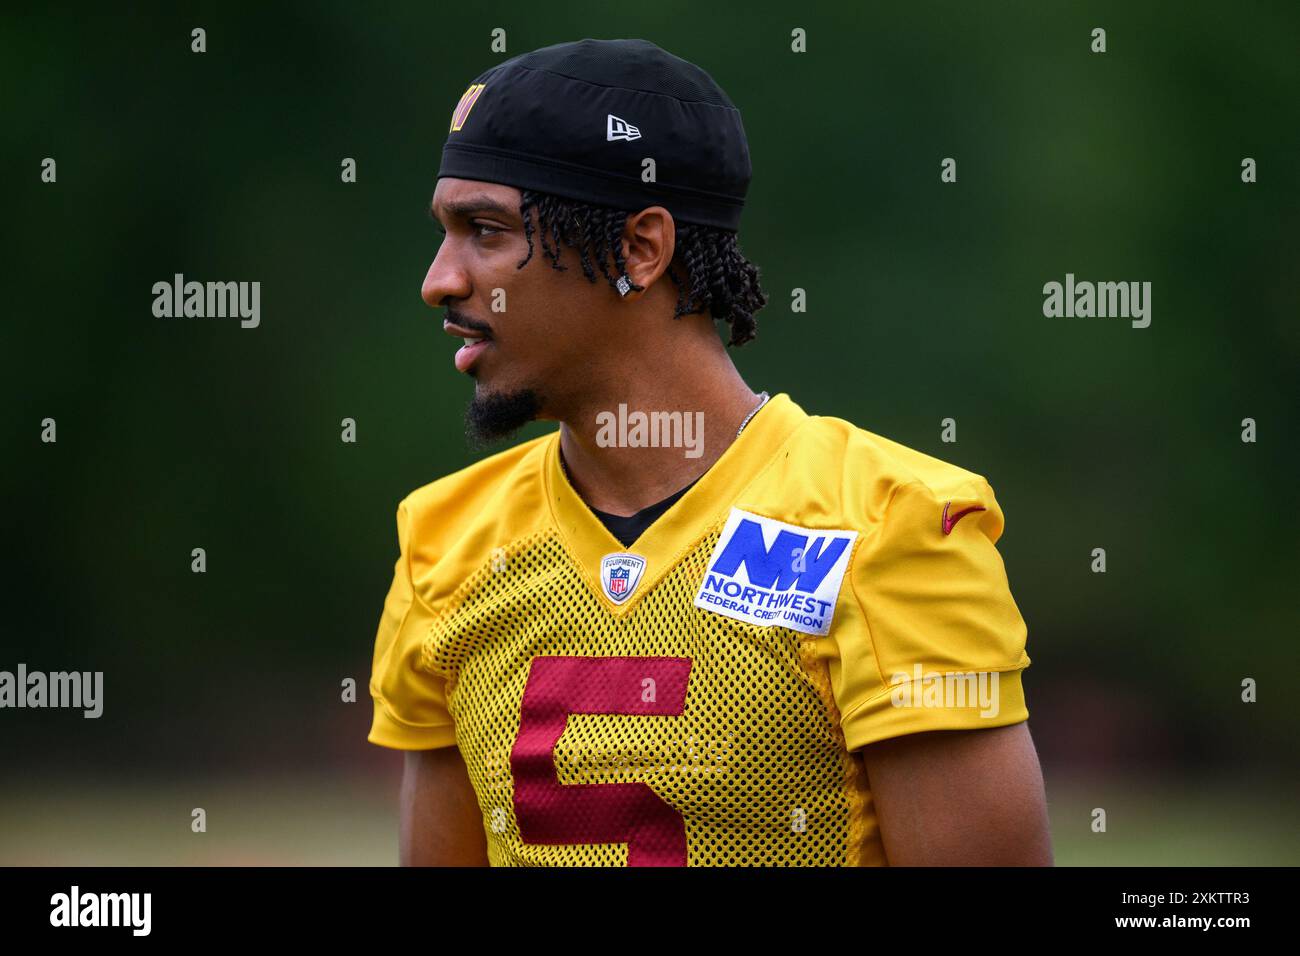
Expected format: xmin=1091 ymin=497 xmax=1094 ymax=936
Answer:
xmin=367 ymin=497 xmax=458 ymax=750
xmin=835 ymin=477 xmax=1031 ymax=750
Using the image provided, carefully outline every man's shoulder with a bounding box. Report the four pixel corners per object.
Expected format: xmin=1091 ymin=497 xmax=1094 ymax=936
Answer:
xmin=396 ymin=431 xmax=555 ymax=557
xmin=778 ymin=406 xmax=993 ymax=512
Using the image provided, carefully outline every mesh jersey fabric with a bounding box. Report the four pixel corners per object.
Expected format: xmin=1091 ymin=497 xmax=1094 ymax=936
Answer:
xmin=367 ymin=393 xmax=1031 ymax=866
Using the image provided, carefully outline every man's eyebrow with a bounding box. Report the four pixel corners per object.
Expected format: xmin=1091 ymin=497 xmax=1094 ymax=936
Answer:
xmin=428 ymin=194 xmax=517 ymax=223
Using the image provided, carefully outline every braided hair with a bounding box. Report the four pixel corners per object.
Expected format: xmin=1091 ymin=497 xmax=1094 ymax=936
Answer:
xmin=515 ymin=189 xmax=767 ymax=347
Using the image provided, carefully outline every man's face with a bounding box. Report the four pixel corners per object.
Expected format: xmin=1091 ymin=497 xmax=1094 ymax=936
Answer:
xmin=422 ymin=177 xmax=617 ymax=442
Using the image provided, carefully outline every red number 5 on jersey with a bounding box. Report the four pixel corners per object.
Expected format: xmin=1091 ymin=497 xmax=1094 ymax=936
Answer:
xmin=511 ymin=656 xmax=693 ymax=866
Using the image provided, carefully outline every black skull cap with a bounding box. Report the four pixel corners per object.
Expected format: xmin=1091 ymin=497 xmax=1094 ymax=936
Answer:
xmin=438 ymin=38 xmax=751 ymax=231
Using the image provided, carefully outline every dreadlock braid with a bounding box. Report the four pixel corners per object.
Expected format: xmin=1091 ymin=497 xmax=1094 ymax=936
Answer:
xmin=516 ymin=189 xmax=767 ymax=346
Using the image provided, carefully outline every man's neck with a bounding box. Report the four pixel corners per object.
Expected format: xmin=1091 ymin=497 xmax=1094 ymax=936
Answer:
xmin=556 ymin=365 xmax=762 ymax=518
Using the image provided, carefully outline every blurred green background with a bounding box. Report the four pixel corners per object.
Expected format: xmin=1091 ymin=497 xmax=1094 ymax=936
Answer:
xmin=1 ymin=2 xmax=1296 ymax=864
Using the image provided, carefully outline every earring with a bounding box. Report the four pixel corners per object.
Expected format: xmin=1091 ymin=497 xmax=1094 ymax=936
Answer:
xmin=616 ymin=273 xmax=632 ymax=297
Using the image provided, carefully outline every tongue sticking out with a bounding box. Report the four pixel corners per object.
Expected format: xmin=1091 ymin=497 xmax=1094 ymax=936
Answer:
xmin=455 ymin=338 xmax=490 ymax=373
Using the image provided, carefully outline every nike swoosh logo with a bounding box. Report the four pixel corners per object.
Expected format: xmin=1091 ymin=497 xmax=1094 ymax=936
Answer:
xmin=942 ymin=501 xmax=986 ymax=535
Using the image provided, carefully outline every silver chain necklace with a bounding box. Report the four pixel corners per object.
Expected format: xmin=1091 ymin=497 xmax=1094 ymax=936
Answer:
xmin=736 ymin=391 xmax=770 ymax=437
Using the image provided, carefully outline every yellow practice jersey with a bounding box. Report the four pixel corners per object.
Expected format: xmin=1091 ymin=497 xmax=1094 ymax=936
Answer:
xmin=367 ymin=393 xmax=1031 ymax=866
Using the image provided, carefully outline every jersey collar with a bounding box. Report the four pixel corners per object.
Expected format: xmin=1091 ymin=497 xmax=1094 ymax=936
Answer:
xmin=543 ymin=392 xmax=808 ymax=613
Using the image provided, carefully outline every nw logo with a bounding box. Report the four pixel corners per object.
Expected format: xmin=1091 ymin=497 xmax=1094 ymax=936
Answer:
xmin=709 ymin=521 xmax=849 ymax=593
xmin=694 ymin=510 xmax=858 ymax=636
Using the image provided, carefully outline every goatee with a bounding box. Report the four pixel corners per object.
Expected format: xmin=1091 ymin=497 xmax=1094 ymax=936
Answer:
xmin=465 ymin=387 xmax=544 ymax=448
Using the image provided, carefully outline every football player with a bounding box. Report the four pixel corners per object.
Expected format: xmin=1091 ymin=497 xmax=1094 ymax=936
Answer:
xmin=368 ymin=38 xmax=1051 ymax=866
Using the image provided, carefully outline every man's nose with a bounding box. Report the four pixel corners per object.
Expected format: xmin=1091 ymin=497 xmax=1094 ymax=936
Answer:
xmin=421 ymin=244 xmax=470 ymax=309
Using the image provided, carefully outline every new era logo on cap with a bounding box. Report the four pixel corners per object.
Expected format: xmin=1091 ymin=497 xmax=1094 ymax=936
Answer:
xmin=607 ymin=114 xmax=641 ymax=141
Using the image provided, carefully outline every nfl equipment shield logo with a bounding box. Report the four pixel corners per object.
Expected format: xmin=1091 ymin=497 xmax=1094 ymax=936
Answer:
xmin=600 ymin=553 xmax=646 ymax=605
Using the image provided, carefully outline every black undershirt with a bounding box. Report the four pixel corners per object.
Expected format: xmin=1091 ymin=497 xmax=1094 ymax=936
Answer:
xmin=589 ymin=479 xmax=699 ymax=548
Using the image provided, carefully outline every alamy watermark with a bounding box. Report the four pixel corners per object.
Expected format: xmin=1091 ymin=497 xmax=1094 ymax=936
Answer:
xmin=50 ymin=886 xmax=150 ymax=936
xmin=1042 ymin=273 xmax=1151 ymax=328
xmin=152 ymin=273 xmax=260 ymax=328
xmin=0 ymin=664 xmax=103 ymax=718
xmin=595 ymin=404 xmax=704 ymax=459
xmin=889 ymin=665 xmax=1000 ymax=718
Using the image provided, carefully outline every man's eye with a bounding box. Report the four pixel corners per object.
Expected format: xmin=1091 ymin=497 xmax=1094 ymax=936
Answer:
xmin=431 ymin=221 xmax=500 ymax=239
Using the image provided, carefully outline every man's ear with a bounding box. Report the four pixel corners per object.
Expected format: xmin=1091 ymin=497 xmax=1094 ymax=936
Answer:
xmin=620 ymin=206 xmax=676 ymax=297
